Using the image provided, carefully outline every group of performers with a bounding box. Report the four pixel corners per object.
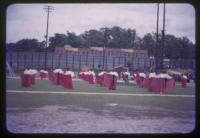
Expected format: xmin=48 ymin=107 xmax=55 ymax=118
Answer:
xmin=21 ymin=65 xmax=189 ymax=92
xmin=121 ymin=69 xmax=188 ymax=90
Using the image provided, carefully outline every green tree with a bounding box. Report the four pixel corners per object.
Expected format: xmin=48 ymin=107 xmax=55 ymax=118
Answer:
xmin=141 ymin=33 xmax=155 ymax=56
xmin=66 ymin=31 xmax=82 ymax=48
xmin=13 ymin=39 xmax=40 ymax=51
xmin=49 ymin=33 xmax=67 ymax=48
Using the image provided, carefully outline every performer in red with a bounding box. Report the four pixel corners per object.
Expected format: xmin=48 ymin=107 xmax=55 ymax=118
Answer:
xmin=134 ymin=70 xmax=140 ymax=86
xmin=181 ymin=74 xmax=187 ymax=88
xmin=62 ymin=68 xmax=74 ymax=89
xmin=21 ymin=69 xmax=31 ymax=87
xmin=96 ymin=71 xmax=106 ymax=86
xmin=40 ymin=70 xmax=48 ymax=80
xmin=53 ymin=68 xmax=64 ymax=85
xmin=143 ymin=72 xmax=150 ymax=89
xmin=88 ymin=69 xmax=95 ymax=84
xmin=139 ymin=72 xmax=146 ymax=87
xmin=107 ymin=71 xmax=118 ymax=90
xmin=122 ymin=71 xmax=130 ymax=84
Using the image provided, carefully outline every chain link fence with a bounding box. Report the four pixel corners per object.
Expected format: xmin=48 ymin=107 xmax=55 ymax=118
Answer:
xmin=6 ymin=52 xmax=154 ymax=72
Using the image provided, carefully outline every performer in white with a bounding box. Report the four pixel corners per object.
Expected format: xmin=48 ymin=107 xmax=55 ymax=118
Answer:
xmin=182 ymin=74 xmax=188 ymax=79
xmin=157 ymin=72 xmax=173 ymax=79
xmin=98 ymin=71 xmax=106 ymax=76
xmin=24 ymin=69 xmax=38 ymax=75
xmin=64 ymin=70 xmax=75 ymax=78
xmin=108 ymin=71 xmax=119 ymax=77
xmin=53 ymin=68 xmax=64 ymax=74
xmin=88 ymin=70 xmax=96 ymax=76
xmin=149 ymin=72 xmax=156 ymax=78
xmin=123 ymin=71 xmax=130 ymax=77
xmin=40 ymin=69 xmax=48 ymax=74
xmin=139 ymin=72 xmax=146 ymax=78
xmin=29 ymin=69 xmax=38 ymax=75
xmin=24 ymin=69 xmax=30 ymax=74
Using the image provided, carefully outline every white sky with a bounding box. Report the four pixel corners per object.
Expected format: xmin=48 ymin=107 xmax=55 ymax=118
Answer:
xmin=6 ymin=3 xmax=195 ymax=44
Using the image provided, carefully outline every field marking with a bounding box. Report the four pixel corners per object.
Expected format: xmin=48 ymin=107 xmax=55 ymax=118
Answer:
xmin=7 ymin=90 xmax=195 ymax=98
xmin=6 ymin=77 xmax=135 ymax=83
xmin=6 ymin=77 xmax=196 ymax=86
xmin=6 ymin=77 xmax=128 ymax=82
xmin=7 ymin=77 xmax=82 ymax=81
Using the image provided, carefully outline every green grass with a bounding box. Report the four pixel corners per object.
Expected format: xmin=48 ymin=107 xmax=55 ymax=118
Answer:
xmin=6 ymin=78 xmax=195 ymax=112
xmin=6 ymin=78 xmax=195 ymax=95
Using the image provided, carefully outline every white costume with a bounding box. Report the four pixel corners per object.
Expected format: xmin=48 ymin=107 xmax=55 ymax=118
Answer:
xmin=149 ymin=73 xmax=156 ymax=78
xmin=53 ymin=69 xmax=64 ymax=74
xmin=64 ymin=71 xmax=74 ymax=78
xmin=24 ymin=69 xmax=30 ymax=75
xmin=139 ymin=72 xmax=146 ymax=78
xmin=40 ymin=69 xmax=48 ymax=74
xmin=98 ymin=71 xmax=106 ymax=76
xmin=108 ymin=71 xmax=119 ymax=77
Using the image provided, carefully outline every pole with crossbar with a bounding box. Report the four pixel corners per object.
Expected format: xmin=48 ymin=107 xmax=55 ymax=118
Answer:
xmin=44 ymin=5 xmax=54 ymax=70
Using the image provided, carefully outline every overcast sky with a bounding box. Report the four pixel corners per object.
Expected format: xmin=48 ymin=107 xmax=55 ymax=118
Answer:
xmin=6 ymin=3 xmax=195 ymax=44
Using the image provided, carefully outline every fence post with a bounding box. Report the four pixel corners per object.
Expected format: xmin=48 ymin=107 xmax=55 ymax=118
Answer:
xmin=124 ymin=57 xmax=126 ymax=67
xmin=79 ymin=55 xmax=81 ymax=70
xmin=132 ymin=56 xmax=134 ymax=70
xmin=66 ymin=53 xmax=68 ymax=69
xmin=92 ymin=56 xmax=94 ymax=69
xmin=10 ymin=52 xmax=12 ymax=67
xmin=72 ymin=55 xmax=74 ymax=70
xmin=113 ymin=57 xmax=115 ymax=68
xmin=137 ymin=58 xmax=140 ymax=69
xmin=31 ymin=52 xmax=33 ymax=69
xmin=58 ymin=54 xmax=61 ymax=68
xmin=38 ymin=52 xmax=40 ymax=70
xmin=86 ymin=52 xmax=88 ymax=65
xmin=52 ymin=52 xmax=54 ymax=69
xmin=17 ymin=52 xmax=19 ymax=71
xmin=24 ymin=52 xmax=26 ymax=69
xmin=43 ymin=52 xmax=45 ymax=69
xmin=99 ymin=56 xmax=101 ymax=68
xmin=105 ymin=56 xmax=107 ymax=70
xmin=118 ymin=57 xmax=120 ymax=66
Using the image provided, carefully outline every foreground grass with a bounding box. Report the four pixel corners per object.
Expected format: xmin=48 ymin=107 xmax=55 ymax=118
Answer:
xmin=6 ymin=78 xmax=195 ymax=113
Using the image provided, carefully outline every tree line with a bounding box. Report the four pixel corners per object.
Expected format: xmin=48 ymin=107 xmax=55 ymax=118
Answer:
xmin=6 ymin=26 xmax=195 ymax=59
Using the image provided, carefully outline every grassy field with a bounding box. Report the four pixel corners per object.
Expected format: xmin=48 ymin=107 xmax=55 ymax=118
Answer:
xmin=6 ymin=77 xmax=195 ymax=110
xmin=6 ymin=78 xmax=195 ymax=95
xmin=6 ymin=77 xmax=195 ymax=133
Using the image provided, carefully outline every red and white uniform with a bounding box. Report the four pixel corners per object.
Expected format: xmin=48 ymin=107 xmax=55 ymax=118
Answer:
xmin=40 ymin=70 xmax=48 ymax=79
xmin=122 ymin=71 xmax=130 ymax=83
xmin=181 ymin=75 xmax=187 ymax=88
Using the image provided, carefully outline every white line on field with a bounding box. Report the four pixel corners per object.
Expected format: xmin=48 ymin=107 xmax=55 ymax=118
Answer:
xmin=7 ymin=77 xmax=82 ymax=81
xmin=7 ymin=90 xmax=195 ymax=98
xmin=6 ymin=77 xmax=130 ymax=82
xmin=6 ymin=77 xmax=196 ymax=86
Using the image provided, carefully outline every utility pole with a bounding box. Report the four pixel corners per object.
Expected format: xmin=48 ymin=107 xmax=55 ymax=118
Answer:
xmin=155 ymin=3 xmax=159 ymax=73
xmin=103 ymin=29 xmax=108 ymax=70
xmin=161 ymin=3 xmax=166 ymax=70
xmin=44 ymin=5 xmax=54 ymax=70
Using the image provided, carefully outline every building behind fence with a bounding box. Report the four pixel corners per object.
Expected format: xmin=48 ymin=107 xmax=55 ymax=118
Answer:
xmin=6 ymin=46 xmax=195 ymax=72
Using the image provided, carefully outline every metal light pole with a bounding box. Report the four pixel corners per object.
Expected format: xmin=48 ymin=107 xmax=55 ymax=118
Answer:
xmin=161 ymin=3 xmax=166 ymax=69
xmin=103 ymin=29 xmax=108 ymax=70
xmin=44 ymin=5 xmax=54 ymax=70
xmin=155 ymin=3 xmax=160 ymax=73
